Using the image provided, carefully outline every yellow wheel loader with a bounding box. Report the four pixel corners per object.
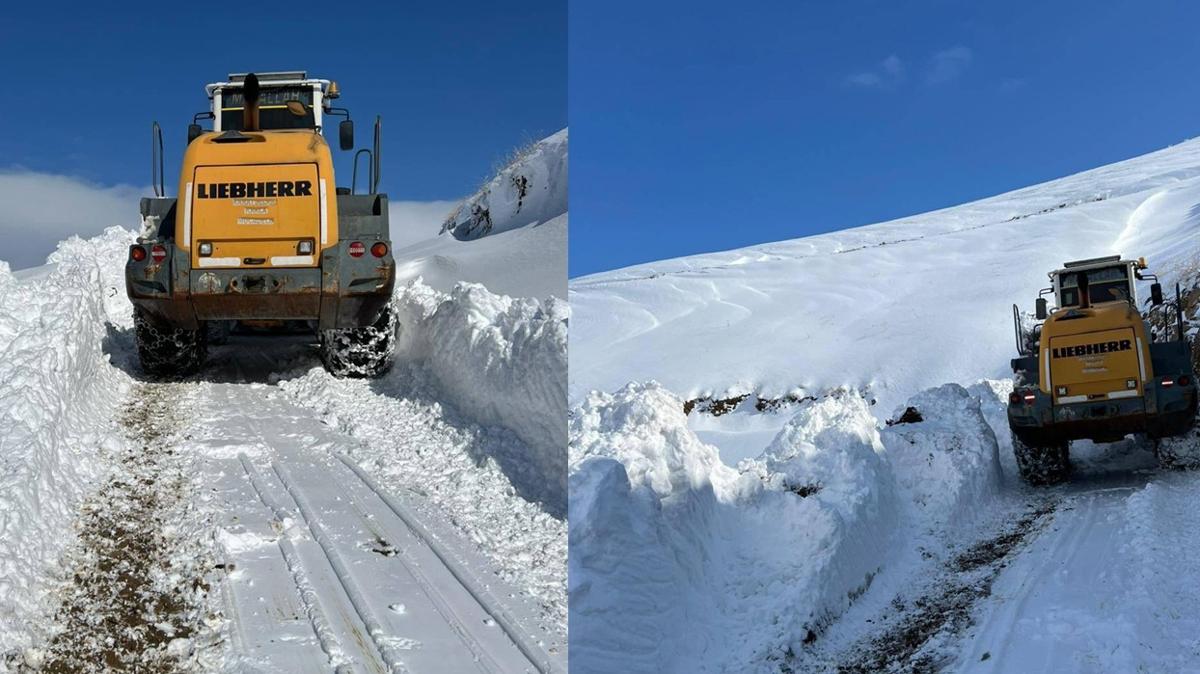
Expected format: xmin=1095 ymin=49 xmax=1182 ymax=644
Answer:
xmin=1008 ymin=255 xmax=1197 ymax=484
xmin=126 ymin=72 xmax=395 ymax=377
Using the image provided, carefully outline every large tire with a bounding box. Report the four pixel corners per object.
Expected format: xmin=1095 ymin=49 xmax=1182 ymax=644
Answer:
xmin=1012 ymin=433 xmax=1070 ymax=485
xmin=1154 ymin=430 xmax=1200 ymax=470
xmin=319 ymin=306 xmax=396 ymax=378
xmin=133 ymin=308 xmax=206 ymax=377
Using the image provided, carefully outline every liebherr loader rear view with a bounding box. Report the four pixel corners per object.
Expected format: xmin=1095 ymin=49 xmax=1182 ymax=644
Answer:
xmin=126 ymin=72 xmax=396 ymax=377
xmin=1008 ymin=255 xmax=1197 ymax=484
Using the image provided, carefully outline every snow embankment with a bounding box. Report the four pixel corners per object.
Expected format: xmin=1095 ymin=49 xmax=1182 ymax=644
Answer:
xmin=392 ymin=279 xmax=568 ymax=506
xmin=569 ymin=383 xmax=900 ymax=673
xmin=0 ymin=227 xmax=135 ymax=651
xmin=568 ymin=381 xmax=1005 ymax=672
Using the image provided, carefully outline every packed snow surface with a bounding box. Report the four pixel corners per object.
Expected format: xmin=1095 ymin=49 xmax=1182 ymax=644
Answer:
xmin=569 ymin=137 xmax=1200 ymax=672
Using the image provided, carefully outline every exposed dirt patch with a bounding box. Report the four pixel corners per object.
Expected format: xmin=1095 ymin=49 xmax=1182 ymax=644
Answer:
xmin=683 ymin=393 xmax=751 ymax=416
xmin=685 ymin=388 xmax=876 ymax=418
xmin=828 ymin=499 xmax=1058 ymax=674
xmin=25 ymin=383 xmax=219 ymax=673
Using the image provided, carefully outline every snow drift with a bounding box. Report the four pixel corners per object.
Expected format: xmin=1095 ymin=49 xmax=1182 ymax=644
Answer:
xmin=0 ymin=227 xmax=135 ymax=652
xmin=569 ymin=383 xmax=899 ymax=673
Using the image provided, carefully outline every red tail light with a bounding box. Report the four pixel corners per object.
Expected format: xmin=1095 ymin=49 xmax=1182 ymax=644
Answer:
xmin=1008 ymin=391 xmax=1022 ymax=405
xmin=1179 ymin=375 xmax=1192 ymax=387
xmin=348 ymin=241 xmax=365 ymax=258
xmin=370 ymin=242 xmax=388 ymax=258
xmin=150 ymin=245 xmax=167 ymax=263
xmin=130 ymin=246 xmax=147 ymax=262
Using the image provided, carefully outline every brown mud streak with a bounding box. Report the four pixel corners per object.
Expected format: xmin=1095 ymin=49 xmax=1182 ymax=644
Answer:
xmin=824 ymin=499 xmax=1058 ymax=674
xmin=31 ymin=383 xmax=206 ymax=673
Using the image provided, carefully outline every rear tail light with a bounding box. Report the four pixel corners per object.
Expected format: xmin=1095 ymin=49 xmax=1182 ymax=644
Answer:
xmin=348 ymin=241 xmax=365 ymax=258
xmin=150 ymin=245 xmax=167 ymax=263
xmin=1162 ymin=378 xmax=1175 ymax=388
xmin=1023 ymin=393 xmax=1036 ymax=402
xmin=130 ymin=246 xmax=147 ymax=262
xmin=1008 ymin=392 xmax=1022 ymax=405
xmin=371 ymin=242 xmax=388 ymax=258
xmin=298 ymin=239 xmax=314 ymax=255
xmin=1180 ymin=375 xmax=1192 ymax=387
xmin=198 ymin=242 xmax=213 ymax=257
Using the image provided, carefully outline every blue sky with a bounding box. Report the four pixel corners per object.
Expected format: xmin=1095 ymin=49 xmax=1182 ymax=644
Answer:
xmin=0 ymin=2 xmax=565 ymax=202
xmin=569 ymin=0 xmax=1200 ymax=276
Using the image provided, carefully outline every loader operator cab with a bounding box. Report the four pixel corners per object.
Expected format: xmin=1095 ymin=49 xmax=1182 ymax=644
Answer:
xmin=189 ymin=71 xmax=359 ymax=156
xmin=1053 ymin=257 xmax=1137 ymax=309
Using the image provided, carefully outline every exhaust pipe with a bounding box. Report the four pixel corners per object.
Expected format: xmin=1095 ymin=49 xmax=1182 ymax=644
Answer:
xmin=242 ymin=73 xmax=260 ymax=132
xmin=1078 ymin=272 xmax=1091 ymax=309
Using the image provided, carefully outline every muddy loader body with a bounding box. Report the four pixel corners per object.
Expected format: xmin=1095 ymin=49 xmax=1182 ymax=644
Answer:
xmin=126 ymin=72 xmax=396 ymax=377
xmin=1008 ymin=256 xmax=1197 ymax=483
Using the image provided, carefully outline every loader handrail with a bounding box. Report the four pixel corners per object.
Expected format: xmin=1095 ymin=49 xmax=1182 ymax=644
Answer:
xmin=151 ymin=122 xmax=165 ymax=197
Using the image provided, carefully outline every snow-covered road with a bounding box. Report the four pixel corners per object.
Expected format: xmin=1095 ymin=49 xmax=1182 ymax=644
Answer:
xmin=181 ymin=339 xmax=560 ymax=673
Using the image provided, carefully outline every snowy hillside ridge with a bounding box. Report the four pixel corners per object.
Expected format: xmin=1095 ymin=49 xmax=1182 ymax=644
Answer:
xmin=568 ymin=135 xmax=1200 ymax=414
xmin=568 ymin=384 xmax=901 ymax=672
xmin=0 ymin=227 xmax=135 ymax=651
xmin=442 ymin=129 xmax=568 ymax=240
xmin=391 ymin=279 xmax=568 ymax=507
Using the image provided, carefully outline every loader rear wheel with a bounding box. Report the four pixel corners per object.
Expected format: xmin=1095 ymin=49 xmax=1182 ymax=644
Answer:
xmin=133 ymin=308 xmax=207 ymax=377
xmin=1012 ymin=434 xmax=1069 ymax=485
xmin=1154 ymin=431 xmax=1200 ymax=470
xmin=319 ymin=306 xmax=396 ymax=378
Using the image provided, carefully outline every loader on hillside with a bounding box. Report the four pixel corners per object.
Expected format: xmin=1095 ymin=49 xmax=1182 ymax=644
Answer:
xmin=1008 ymin=255 xmax=1197 ymax=484
xmin=126 ymin=72 xmax=396 ymax=377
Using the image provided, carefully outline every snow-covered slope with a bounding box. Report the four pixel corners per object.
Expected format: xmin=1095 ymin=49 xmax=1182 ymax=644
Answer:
xmin=570 ymin=136 xmax=1200 ymax=413
xmin=392 ymin=129 xmax=568 ymax=300
xmin=569 ymin=138 xmax=1200 ymax=673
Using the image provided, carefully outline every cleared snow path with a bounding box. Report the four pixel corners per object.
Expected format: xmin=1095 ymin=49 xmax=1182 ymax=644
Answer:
xmin=185 ymin=340 xmax=560 ymax=673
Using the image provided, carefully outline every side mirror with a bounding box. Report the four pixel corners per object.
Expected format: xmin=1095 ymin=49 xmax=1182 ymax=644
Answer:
xmin=187 ymin=123 xmax=203 ymax=144
xmin=1035 ymin=297 xmax=1048 ymax=320
xmin=1151 ymin=282 xmax=1164 ymax=306
xmin=339 ymin=120 xmax=354 ymax=151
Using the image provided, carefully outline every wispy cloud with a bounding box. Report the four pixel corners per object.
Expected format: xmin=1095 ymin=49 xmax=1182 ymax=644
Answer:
xmin=925 ymin=46 xmax=973 ymax=85
xmin=0 ymin=170 xmax=143 ymax=270
xmin=845 ymin=54 xmax=906 ymax=90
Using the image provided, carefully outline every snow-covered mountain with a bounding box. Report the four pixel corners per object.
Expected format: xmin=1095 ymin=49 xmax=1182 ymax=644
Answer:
xmin=569 ymin=139 xmax=1200 ymax=673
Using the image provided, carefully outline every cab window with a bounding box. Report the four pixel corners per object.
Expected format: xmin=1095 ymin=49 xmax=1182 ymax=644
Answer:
xmin=1059 ymin=265 xmax=1132 ymax=306
xmin=220 ymin=85 xmax=315 ymax=130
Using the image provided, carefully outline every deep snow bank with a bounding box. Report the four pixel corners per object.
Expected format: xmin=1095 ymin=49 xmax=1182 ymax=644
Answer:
xmin=569 ymin=383 xmax=897 ymax=673
xmin=0 ymin=227 xmax=135 ymax=651
xmin=391 ymin=280 xmax=568 ymax=507
xmin=442 ymin=130 xmax=568 ymax=241
xmin=568 ymin=380 xmax=1011 ymax=672
xmin=882 ymin=383 xmax=1004 ymax=531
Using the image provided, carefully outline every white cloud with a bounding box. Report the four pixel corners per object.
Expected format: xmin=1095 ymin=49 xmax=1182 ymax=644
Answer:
xmin=926 ymin=46 xmax=973 ymax=85
xmin=845 ymin=54 xmax=906 ymax=90
xmin=389 ymin=199 xmax=461 ymax=248
xmin=0 ymin=170 xmax=144 ymax=270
